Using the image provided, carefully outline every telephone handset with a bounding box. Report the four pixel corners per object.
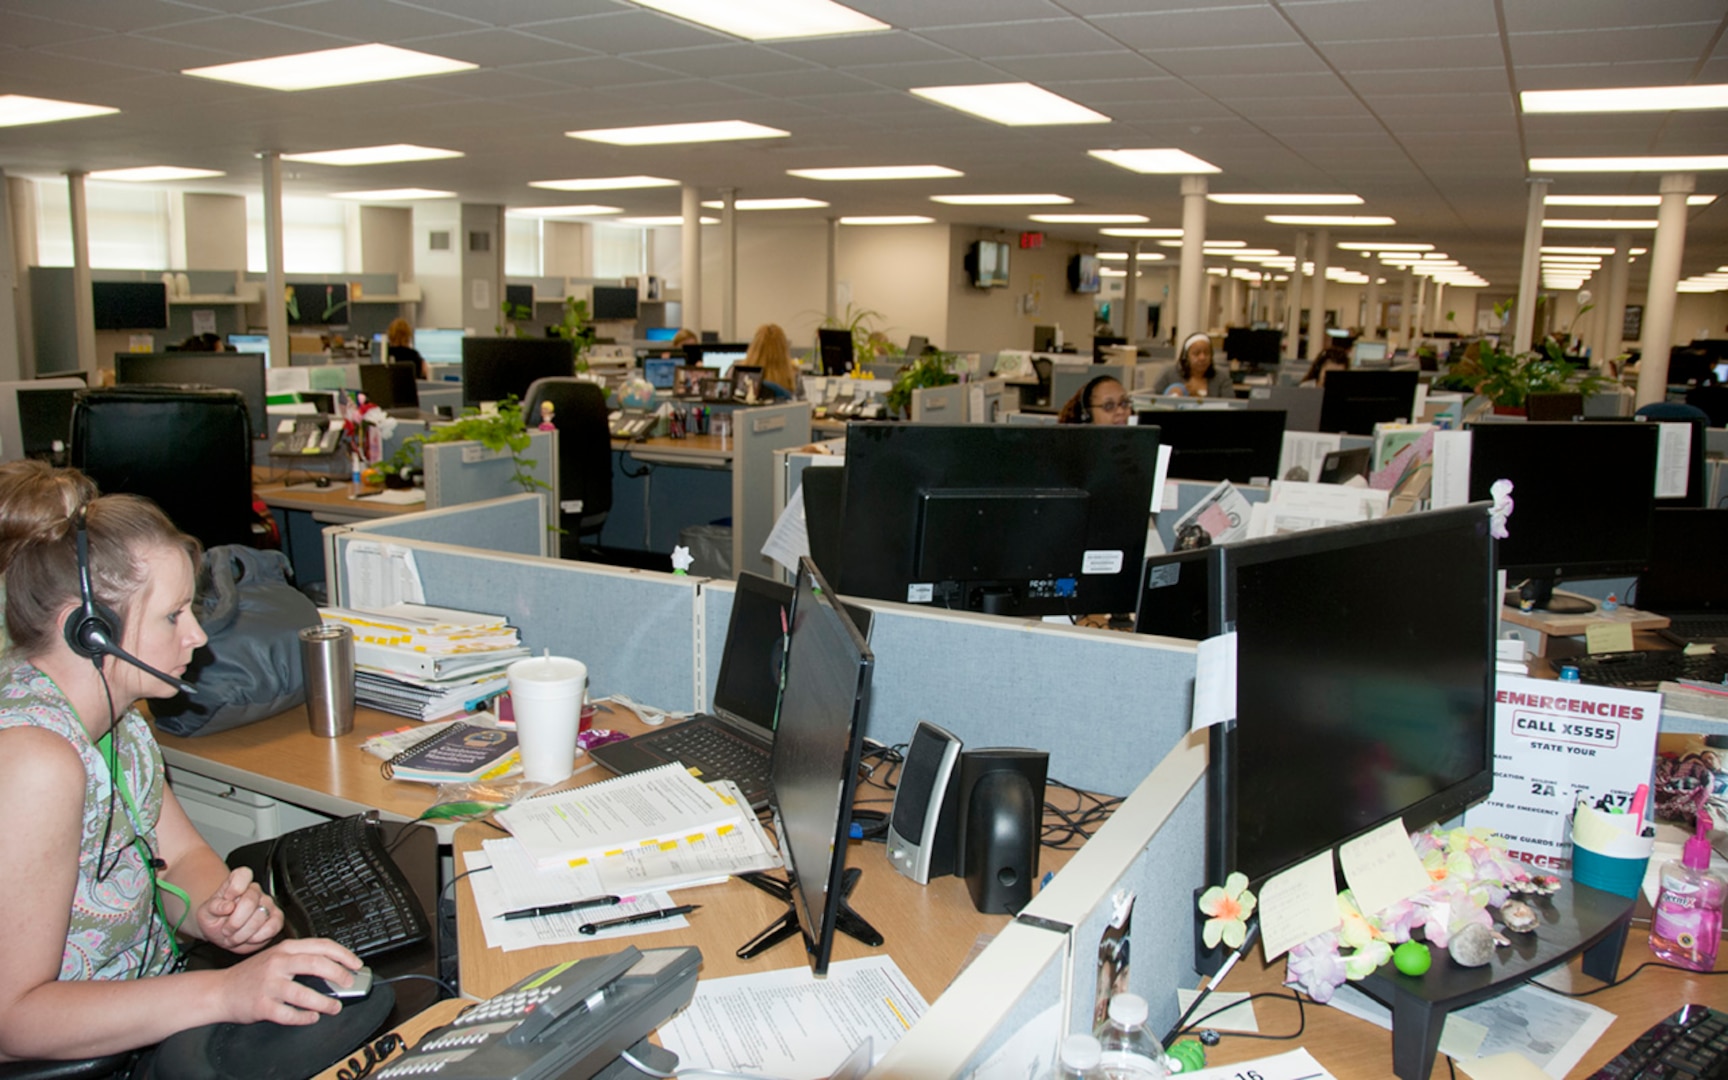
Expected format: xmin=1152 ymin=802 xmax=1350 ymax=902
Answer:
xmin=376 ymin=946 xmax=700 ymax=1080
xmin=608 ymin=411 xmax=655 ymax=440
xmin=270 ymin=420 xmax=343 ymax=457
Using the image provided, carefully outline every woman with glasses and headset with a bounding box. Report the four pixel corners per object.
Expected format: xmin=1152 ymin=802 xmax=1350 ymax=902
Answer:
xmin=1058 ymin=375 xmax=1133 ymax=425
xmin=0 ymin=466 xmax=362 ymax=1066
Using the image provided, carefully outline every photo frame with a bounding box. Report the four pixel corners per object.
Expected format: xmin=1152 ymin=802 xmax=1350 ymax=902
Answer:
xmin=673 ymin=365 xmax=705 ymax=397
xmin=730 ymin=364 xmax=764 ymax=403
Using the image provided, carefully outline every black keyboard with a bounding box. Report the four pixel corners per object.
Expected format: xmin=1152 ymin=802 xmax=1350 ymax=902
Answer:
xmin=268 ymin=814 xmax=430 ymax=959
xmin=1570 ymin=650 xmax=1728 ymax=689
xmin=1666 ymin=616 xmax=1728 ymax=641
xmin=659 ymin=723 xmax=771 ymax=801
xmin=1591 ymin=1004 xmax=1727 ymax=1078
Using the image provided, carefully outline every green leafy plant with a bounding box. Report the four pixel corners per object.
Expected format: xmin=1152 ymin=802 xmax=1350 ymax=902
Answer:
xmin=1445 ymin=337 xmax=1607 ymax=410
xmin=549 ymin=297 xmax=595 ymax=373
xmin=496 ymin=298 xmax=534 ymax=337
xmin=380 ymin=396 xmax=549 ymax=496
xmin=885 ymin=350 xmax=960 ymax=416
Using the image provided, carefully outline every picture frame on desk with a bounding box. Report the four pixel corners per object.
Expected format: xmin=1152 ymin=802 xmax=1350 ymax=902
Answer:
xmin=673 ymin=365 xmax=705 ymax=398
xmin=701 ymin=375 xmax=732 ymax=403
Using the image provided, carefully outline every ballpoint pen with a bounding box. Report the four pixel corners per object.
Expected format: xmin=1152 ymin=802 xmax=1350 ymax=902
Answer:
xmin=500 ymin=895 xmax=626 ymax=921
xmin=579 ymin=904 xmax=700 ymax=935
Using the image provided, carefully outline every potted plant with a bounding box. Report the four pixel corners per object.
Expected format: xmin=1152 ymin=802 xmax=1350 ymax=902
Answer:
xmin=885 ymin=351 xmax=960 ymax=417
xmin=814 ymin=303 xmax=890 ymax=374
xmin=378 ymin=396 xmax=550 ymax=497
xmin=1444 ymin=337 xmax=1607 ymax=413
xmin=550 ymin=296 xmax=596 ymax=374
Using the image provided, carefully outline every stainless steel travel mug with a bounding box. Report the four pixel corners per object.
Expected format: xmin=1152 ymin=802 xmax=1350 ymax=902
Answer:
xmin=299 ymin=624 xmax=356 ymax=737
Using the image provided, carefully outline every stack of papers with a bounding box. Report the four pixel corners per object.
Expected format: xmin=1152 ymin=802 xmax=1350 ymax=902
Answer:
xmin=321 ymin=603 xmax=526 ymax=720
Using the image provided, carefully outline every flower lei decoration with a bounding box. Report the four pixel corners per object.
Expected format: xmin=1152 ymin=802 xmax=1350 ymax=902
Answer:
xmin=1284 ymin=826 xmax=1537 ymax=1003
xmin=1198 ymin=872 xmax=1256 ymax=950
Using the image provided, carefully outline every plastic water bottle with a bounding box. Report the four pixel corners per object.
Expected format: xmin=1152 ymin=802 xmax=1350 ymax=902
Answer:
xmin=1056 ymin=1033 xmax=1105 ymax=1080
xmin=1097 ymin=994 xmax=1168 ymax=1079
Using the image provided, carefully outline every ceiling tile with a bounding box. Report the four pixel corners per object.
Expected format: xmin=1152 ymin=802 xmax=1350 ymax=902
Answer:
xmin=631 ymin=43 xmax=817 ymax=79
xmin=1187 ymin=70 xmax=1345 ymax=97
xmin=253 ymin=0 xmax=484 ymax=40
xmin=1284 ymin=0 xmax=1498 ymax=42
xmin=138 ymin=14 xmax=352 ymax=53
xmin=40 ymin=33 xmax=240 ymax=72
xmin=530 ymin=10 xmax=725 ymax=54
xmin=0 ymin=11 xmax=111 ymax=47
xmin=1514 ymin=60 xmax=1703 ymax=91
xmin=0 ymin=0 xmax=215 ymax=34
xmin=767 ymin=29 xmax=959 ymax=67
xmin=404 ymin=27 xmax=597 ymax=66
xmin=1509 ymin=25 xmax=1717 ymax=67
xmin=917 ymin=19 xmax=1122 ymax=59
xmin=512 ymin=55 xmax=686 ymax=88
xmin=832 ymin=58 xmax=1013 ymax=91
xmin=1151 ymin=43 xmax=1331 ymax=78
xmin=849 ymin=0 xmax=1071 ymax=28
xmin=995 ymin=50 xmax=1163 ymax=83
xmin=1503 ymin=0 xmax=1728 ymax=34
xmin=718 ymin=69 xmax=880 ymax=98
xmin=1322 ymin=33 xmax=1502 ymax=72
xmin=1092 ymin=6 xmax=1302 ymax=50
xmin=391 ymin=0 xmax=624 ymax=28
xmin=1348 ymin=66 xmax=1507 ymax=95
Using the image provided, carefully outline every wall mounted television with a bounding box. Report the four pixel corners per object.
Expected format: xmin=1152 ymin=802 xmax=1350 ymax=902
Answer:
xmin=592 ymin=285 xmax=639 ymax=321
xmin=1068 ymin=253 xmax=1101 ymax=294
xmin=965 ymin=241 xmax=1011 ymax=289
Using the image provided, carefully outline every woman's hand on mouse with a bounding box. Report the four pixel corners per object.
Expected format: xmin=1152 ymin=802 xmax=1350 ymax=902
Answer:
xmin=218 ymin=939 xmax=361 ymax=1024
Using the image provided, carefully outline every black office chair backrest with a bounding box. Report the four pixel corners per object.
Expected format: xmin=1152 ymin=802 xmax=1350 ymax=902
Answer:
xmin=522 ymin=377 xmax=612 ymax=557
xmin=71 ymin=386 xmax=256 ymax=551
xmin=1031 ymin=357 xmax=1054 ymax=404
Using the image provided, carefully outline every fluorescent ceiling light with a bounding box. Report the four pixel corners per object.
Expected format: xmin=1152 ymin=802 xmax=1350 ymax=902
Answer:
xmin=1541 ymin=245 xmax=1615 ymax=255
xmin=700 ymin=197 xmax=828 ymax=210
xmin=620 ymin=215 xmax=720 ymax=226
xmin=183 ymin=44 xmax=475 ymax=91
xmin=1522 ymin=84 xmax=1728 ymax=114
xmin=839 ymin=215 xmax=935 ymax=225
xmin=1030 ymin=213 xmax=1148 ymax=224
xmin=1543 ymin=218 xmax=1658 ymax=229
xmin=330 ymin=188 xmax=455 ymax=201
xmin=1089 ymin=148 xmax=1220 ymax=174
xmin=788 ymin=165 xmax=961 ymax=181
xmin=283 ymin=144 xmax=462 ymax=167
xmin=931 ymin=193 xmax=1071 ymax=206
xmin=1546 ymin=194 xmax=1716 ymax=207
xmin=1101 ymin=227 xmax=1183 ymax=238
xmin=511 ymin=205 xmax=623 ymax=217
xmin=1206 ymin=267 xmax=1229 ymax=276
xmin=1265 ymin=214 xmax=1396 ymax=226
xmin=1201 ymin=240 xmax=1247 ymax=248
xmin=1338 ymin=242 xmax=1432 ymax=251
xmin=911 ymin=83 xmax=1109 ymax=127
xmin=1531 ymin=155 xmax=1728 ymax=172
xmin=1208 ymin=193 xmax=1362 ymax=205
xmin=1097 ymin=252 xmax=1166 ymax=261
xmin=0 ymin=94 xmax=118 ymax=127
xmin=530 ymin=175 xmax=679 ymax=191
xmin=627 ymin=0 xmax=888 ymax=41
xmin=1227 ymin=249 xmax=1284 ymax=258
xmin=569 ymin=120 xmax=789 ymax=146
xmin=1631 ymin=248 xmax=1647 ymax=255
xmin=88 ymin=165 xmax=223 ymax=182
xmin=1099 ymin=267 xmax=1127 ymax=277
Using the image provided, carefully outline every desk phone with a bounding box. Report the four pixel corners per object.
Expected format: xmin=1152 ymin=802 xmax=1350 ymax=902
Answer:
xmin=378 ymin=946 xmax=699 ymax=1080
xmin=270 ymin=419 xmax=343 ymax=457
xmin=608 ymin=411 xmax=655 ymax=440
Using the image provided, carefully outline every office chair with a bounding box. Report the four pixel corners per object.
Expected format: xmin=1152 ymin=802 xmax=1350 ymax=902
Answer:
xmin=0 ymin=1055 xmax=137 ymax=1080
xmin=71 ymin=387 xmax=258 ymax=551
xmin=1031 ymin=357 xmax=1053 ymax=407
xmin=522 ymin=377 xmax=612 ymax=558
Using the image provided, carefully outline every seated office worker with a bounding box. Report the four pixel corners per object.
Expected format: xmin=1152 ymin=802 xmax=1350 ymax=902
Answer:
xmin=745 ymin=323 xmax=798 ymax=401
xmin=0 ymin=462 xmax=96 ymax=656
xmin=1058 ymin=375 xmax=1132 ymax=425
xmin=386 ymin=318 xmax=427 ymax=380
xmin=0 ymin=486 xmax=363 ymax=1064
xmin=1156 ymin=332 xmax=1235 ymax=399
xmin=1302 ymin=346 xmax=1350 ymax=388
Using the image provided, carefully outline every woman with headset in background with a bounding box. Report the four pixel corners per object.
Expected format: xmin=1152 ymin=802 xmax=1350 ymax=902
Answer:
xmin=1058 ymin=374 xmax=1132 ymax=425
xmin=1155 ymin=332 xmax=1235 ymax=399
xmin=745 ymin=323 xmax=798 ymax=401
xmin=0 ymin=473 xmax=362 ymax=1064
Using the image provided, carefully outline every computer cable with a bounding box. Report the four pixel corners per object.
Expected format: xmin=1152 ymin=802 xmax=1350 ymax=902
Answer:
xmin=333 ymin=1032 xmax=404 ymax=1080
xmin=379 ymin=971 xmax=459 ymax=998
xmin=1540 ymin=958 xmax=1725 ymax=998
xmin=1162 ymin=920 xmax=1261 ymax=1047
xmin=1041 ymin=778 xmax=1124 ymax=849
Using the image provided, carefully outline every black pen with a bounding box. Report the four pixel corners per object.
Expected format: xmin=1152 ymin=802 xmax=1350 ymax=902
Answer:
xmin=579 ymin=904 xmax=700 ymax=935
xmin=500 ymin=895 xmax=625 ymax=921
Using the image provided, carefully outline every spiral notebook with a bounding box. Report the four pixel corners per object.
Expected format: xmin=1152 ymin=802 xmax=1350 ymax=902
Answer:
xmin=381 ymin=721 xmax=518 ymax=784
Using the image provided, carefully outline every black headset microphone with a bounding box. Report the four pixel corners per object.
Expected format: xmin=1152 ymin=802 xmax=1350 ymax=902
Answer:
xmin=63 ymin=510 xmax=197 ymax=697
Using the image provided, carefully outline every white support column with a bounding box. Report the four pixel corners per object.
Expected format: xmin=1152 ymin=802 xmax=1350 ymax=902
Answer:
xmin=1364 ymin=267 xmax=1381 ymax=340
xmin=1176 ymin=175 xmax=1208 ymax=345
xmin=66 ymin=171 xmax=96 ymax=375
xmin=1416 ymin=275 xmax=1429 ymax=337
xmin=681 ymin=184 xmax=703 ymax=335
xmin=1283 ymin=231 xmax=1307 ymax=360
xmin=1603 ymin=232 xmax=1632 ymax=369
xmin=1225 ymin=276 xmax=1242 ymax=328
xmin=261 ymin=153 xmax=288 ymax=377
xmin=1122 ymin=241 xmax=1140 ymax=341
xmin=0 ymin=169 xmax=19 ymax=380
xmin=1398 ymin=272 xmax=1414 ymax=348
xmin=1636 ymin=173 xmax=1695 ymax=407
xmin=825 ymin=218 xmax=839 ymax=321
xmin=1306 ymin=228 xmax=1329 ymax=360
xmin=1512 ymin=178 xmax=1550 ymax=354
xmin=1433 ymin=281 xmax=1447 ymax=334
xmin=720 ymin=187 xmax=737 ymax=342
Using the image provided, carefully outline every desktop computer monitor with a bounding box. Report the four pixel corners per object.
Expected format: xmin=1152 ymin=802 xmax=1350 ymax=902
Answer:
xmin=1206 ymin=504 xmax=1497 ymax=895
xmin=685 ymin=343 xmax=749 ymax=377
xmin=1351 ymin=340 xmax=1389 ymax=367
xmin=359 ymin=362 xmax=419 ymax=410
xmin=1032 ymin=325 xmax=1057 ymax=353
xmin=758 ymin=557 xmax=877 ymax=977
xmin=0 ymin=379 xmax=85 ymax=465
xmin=92 ymin=281 xmax=169 ymax=330
xmin=905 ymin=335 xmax=929 ymax=358
xmin=644 ymin=327 xmax=679 ymax=343
xmin=227 ymin=334 xmax=272 ymax=368
xmin=114 ymin=351 xmax=268 ymax=443
xmin=642 ymin=357 xmax=679 ymax=390
xmin=1133 ymin=547 xmax=1213 ymax=641
xmin=461 ymin=338 xmax=576 ymax=407
xmin=414 ymin=329 xmax=467 ymax=368
xmin=1318 ymin=370 xmax=1418 ymax=435
xmin=1223 ymin=327 xmax=1282 ymax=370
xmin=817 ymin=328 xmax=853 ymax=375
xmin=1465 ymin=420 xmax=1659 ymax=612
xmin=836 ymin=424 xmax=1162 ymax=617
xmin=592 ymin=285 xmax=639 ymax=321
xmin=1134 ymin=408 xmax=1285 ymax=484
xmin=287 ymin=282 xmax=349 ymax=326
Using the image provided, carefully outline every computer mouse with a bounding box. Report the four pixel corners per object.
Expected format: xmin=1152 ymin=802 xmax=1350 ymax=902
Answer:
xmin=314 ymin=476 xmax=331 ymax=488
xmin=295 ymin=966 xmax=373 ymax=1000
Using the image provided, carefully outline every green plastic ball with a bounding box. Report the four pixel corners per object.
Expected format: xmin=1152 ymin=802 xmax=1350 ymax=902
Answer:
xmin=1392 ymin=940 xmax=1432 ymax=976
xmin=1166 ymin=1038 xmax=1207 ymax=1074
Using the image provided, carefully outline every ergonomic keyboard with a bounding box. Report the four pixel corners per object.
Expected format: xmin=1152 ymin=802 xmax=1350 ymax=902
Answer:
xmin=268 ymin=813 xmax=430 ymax=959
xmin=1569 ymin=650 xmax=1728 ymax=689
xmin=1589 ymin=1003 xmax=1726 ymax=1078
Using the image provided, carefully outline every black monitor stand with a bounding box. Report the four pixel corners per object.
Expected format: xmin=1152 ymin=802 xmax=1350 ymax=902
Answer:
xmin=734 ymin=868 xmax=884 ymax=961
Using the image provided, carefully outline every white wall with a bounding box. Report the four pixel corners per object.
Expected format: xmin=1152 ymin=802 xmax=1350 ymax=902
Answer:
xmin=359 ymin=205 xmax=412 ymax=280
xmin=183 ymin=193 xmax=246 ymax=271
xmin=542 ymin=221 xmax=591 ymax=278
xmin=414 ymin=201 xmax=462 ymax=329
xmin=947 ymin=232 xmax=1099 ymax=353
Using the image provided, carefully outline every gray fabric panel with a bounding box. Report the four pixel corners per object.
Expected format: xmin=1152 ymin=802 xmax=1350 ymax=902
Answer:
xmin=700 ymin=582 xmax=735 ymax=712
xmin=954 ymin=951 xmax=1067 ymax=1076
xmin=355 ymin=495 xmax=542 ymax=556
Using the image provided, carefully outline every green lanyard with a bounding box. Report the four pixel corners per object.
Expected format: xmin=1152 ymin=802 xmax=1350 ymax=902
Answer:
xmin=98 ymin=730 xmax=188 ymax=957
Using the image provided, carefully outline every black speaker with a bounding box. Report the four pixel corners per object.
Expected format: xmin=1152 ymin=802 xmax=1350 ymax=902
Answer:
xmin=958 ymin=747 xmax=1048 ymax=914
xmin=885 ymin=722 xmax=963 ymax=884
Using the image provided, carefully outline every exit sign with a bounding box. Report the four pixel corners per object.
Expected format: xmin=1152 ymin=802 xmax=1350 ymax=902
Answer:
xmin=1019 ymin=232 xmax=1045 ymax=249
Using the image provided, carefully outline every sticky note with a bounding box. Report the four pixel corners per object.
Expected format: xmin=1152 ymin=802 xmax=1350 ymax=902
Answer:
xmin=1584 ymin=621 xmax=1634 ymax=655
xmin=1191 ymin=631 xmax=1238 ymax=732
xmin=1257 ymin=850 xmax=1341 ymax=962
xmin=1339 ymin=819 xmax=1433 ymax=918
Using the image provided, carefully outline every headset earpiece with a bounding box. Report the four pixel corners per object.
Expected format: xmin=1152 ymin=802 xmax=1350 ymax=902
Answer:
xmin=63 ymin=507 xmax=123 ymax=662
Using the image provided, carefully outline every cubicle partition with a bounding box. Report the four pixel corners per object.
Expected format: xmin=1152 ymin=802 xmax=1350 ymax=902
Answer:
xmin=422 ymin=428 xmax=558 ymax=536
xmin=343 ymin=493 xmax=546 ymax=558
xmin=730 ymin=402 xmax=812 ymax=580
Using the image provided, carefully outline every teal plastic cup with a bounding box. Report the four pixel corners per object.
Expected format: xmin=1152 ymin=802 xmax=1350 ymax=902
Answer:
xmin=1571 ymin=843 xmax=1650 ymax=898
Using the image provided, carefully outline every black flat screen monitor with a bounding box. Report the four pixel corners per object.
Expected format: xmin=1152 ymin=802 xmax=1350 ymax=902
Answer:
xmin=1465 ymin=420 xmax=1658 ymax=611
xmin=1136 ymin=408 xmax=1284 ymax=484
xmin=360 ymin=362 xmax=419 ymax=410
xmin=504 ymin=283 xmax=534 ymax=311
xmin=767 ymin=558 xmax=875 ymax=977
xmin=1224 ymin=327 xmax=1283 ymax=370
xmin=113 ymin=352 xmax=268 ymax=441
xmin=591 ymin=285 xmax=639 ymax=321
xmin=1318 ymin=370 xmax=1418 ymax=435
xmin=642 ymin=357 xmax=678 ymax=390
xmin=1133 ymin=547 xmax=1213 ymax=641
xmin=837 ymin=424 xmax=1162 ymax=617
xmin=461 ymin=338 xmax=575 ymax=407
xmin=287 ymin=282 xmax=349 ymax=326
xmin=1207 ymin=504 xmax=1497 ymax=894
xmin=92 ymin=282 xmax=169 ymax=330
xmin=817 ymin=329 xmax=853 ymax=375
xmin=17 ymin=386 xmax=80 ymax=462
xmin=1637 ymin=508 xmax=1728 ymax=615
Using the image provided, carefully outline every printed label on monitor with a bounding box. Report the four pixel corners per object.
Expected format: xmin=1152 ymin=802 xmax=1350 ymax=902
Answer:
xmin=1081 ymin=550 xmax=1124 ymax=575
xmin=907 ymin=583 xmax=934 ymax=603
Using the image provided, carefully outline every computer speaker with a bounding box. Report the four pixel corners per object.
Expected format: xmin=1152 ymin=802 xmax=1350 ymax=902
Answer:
xmin=885 ymin=722 xmax=963 ymax=885
xmin=958 ymin=747 xmax=1049 ymax=915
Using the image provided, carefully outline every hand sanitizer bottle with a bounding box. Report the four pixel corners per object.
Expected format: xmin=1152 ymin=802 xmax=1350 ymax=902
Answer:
xmin=1650 ymin=808 xmax=1725 ymax=972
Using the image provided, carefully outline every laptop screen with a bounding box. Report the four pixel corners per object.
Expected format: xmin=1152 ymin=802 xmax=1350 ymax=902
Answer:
xmin=713 ymin=573 xmax=875 ymax=731
xmin=643 ymin=357 xmax=678 ymax=389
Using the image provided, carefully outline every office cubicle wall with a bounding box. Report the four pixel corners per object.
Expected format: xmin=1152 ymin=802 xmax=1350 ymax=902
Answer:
xmin=731 ymin=402 xmax=813 ymax=581
xmin=345 ymin=493 xmax=545 ymax=558
xmin=909 ymin=382 xmax=966 ymax=423
xmin=423 ymin=429 xmax=558 ymax=536
xmin=417 ymin=383 xmax=463 ymax=414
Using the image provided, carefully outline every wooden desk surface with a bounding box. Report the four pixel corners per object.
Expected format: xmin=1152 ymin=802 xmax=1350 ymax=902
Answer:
xmin=615 ymin=432 xmax=734 ymax=465
xmin=1204 ymin=924 xmax=1726 ymax=1078
xmin=255 ymin=478 xmax=420 ymax=520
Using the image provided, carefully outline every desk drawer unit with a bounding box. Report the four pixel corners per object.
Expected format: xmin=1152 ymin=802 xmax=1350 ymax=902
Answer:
xmin=170 ymin=768 xmax=331 ymax=858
